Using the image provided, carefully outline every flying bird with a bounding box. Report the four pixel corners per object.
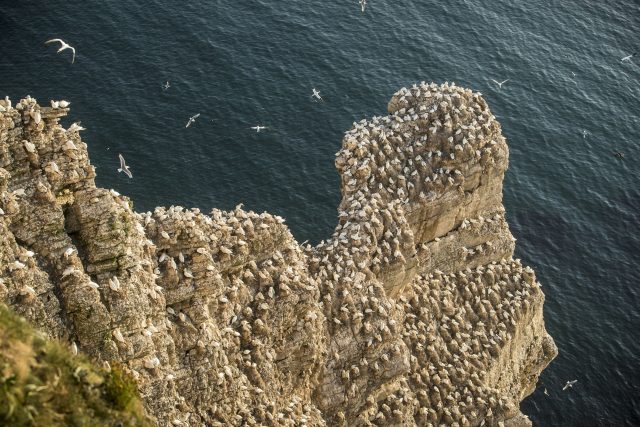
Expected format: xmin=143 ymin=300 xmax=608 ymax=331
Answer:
xmin=359 ymin=0 xmax=367 ymax=12
xmin=251 ymin=125 xmax=267 ymax=133
xmin=562 ymin=380 xmax=578 ymax=391
xmin=163 ymin=81 xmax=170 ymax=90
xmin=311 ymin=88 xmax=323 ymax=101
xmin=118 ymin=154 xmax=132 ymax=178
xmin=621 ymin=52 xmax=636 ymax=62
xmin=491 ymin=79 xmax=509 ymax=89
xmin=45 ymin=38 xmax=76 ymax=63
xmin=186 ymin=113 xmax=200 ymax=128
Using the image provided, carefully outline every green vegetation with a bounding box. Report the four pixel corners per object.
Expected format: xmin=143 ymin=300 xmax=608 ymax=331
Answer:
xmin=0 ymin=304 xmax=150 ymax=426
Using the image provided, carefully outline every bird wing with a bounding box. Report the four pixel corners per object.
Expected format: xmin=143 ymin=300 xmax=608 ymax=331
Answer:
xmin=70 ymin=47 xmax=76 ymax=63
xmin=491 ymin=79 xmax=499 ymax=85
xmin=45 ymin=38 xmax=64 ymax=45
xmin=194 ymin=113 xmax=201 ymax=119
xmin=119 ymin=154 xmax=126 ymax=168
xmin=500 ymin=79 xmax=509 ymax=85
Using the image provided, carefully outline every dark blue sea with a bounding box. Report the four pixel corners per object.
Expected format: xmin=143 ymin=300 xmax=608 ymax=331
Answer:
xmin=1 ymin=1 xmax=639 ymax=425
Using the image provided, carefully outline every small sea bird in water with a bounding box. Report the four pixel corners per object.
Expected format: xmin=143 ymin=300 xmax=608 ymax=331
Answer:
xmin=163 ymin=81 xmax=170 ymax=90
xmin=491 ymin=79 xmax=509 ymax=89
xmin=562 ymin=380 xmax=578 ymax=391
xmin=613 ymin=151 xmax=624 ymax=159
xmin=583 ymin=130 xmax=588 ymax=138
xmin=311 ymin=88 xmax=323 ymax=102
xmin=359 ymin=0 xmax=366 ymax=12
xmin=45 ymin=38 xmax=76 ymax=63
xmin=118 ymin=154 xmax=133 ymax=178
xmin=621 ymin=52 xmax=636 ymax=62
xmin=186 ymin=113 xmax=200 ymax=128
xmin=251 ymin=125 xmax=267 ymax=133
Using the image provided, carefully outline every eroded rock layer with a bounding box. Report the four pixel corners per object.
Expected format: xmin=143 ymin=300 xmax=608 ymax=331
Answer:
xmin=0 ymin=84 xmax=556 ymax=426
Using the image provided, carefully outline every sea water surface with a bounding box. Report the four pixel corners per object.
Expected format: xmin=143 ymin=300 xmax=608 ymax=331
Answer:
xmin=1 ymin=1 xmax=639 ymax=425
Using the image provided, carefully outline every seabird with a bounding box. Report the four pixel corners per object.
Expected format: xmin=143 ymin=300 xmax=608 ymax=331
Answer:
xmin=45 ymin=38 xmax=76 ymax=63
xmin=118 ymin=154 xmax=133 ymax=178
xmin=621 ymin=52 xmax=636 ymax=62
xmin=186 ymin=113 xmax=200 ymax=128
xmin=163 ymin=81 xmax=170 ymax=90
xmin=251 ymin=125 xmax=267 ymax=132
xmin=311 ymin=88 xmax=323 ymax=102
xmin=359 ymin=0 xmax=366 ymax=12
xmin=562 ymin=380 xmax=578 ymax=390
xmin=68 ymin=122 xmax=85 ymax=132
xmin=491 ymin=79 xmax=509 ymax=89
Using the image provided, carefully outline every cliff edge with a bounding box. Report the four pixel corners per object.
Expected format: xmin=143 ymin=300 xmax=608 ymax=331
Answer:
xmin=0 ymin=83 xmax=556 ymax=426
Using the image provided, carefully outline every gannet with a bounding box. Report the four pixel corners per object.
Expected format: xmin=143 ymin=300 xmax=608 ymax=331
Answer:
xmin=68 ymin=122 xmax=85 ymax=132
xmin=311 ymin=88 xmax=323 ymax=101
xmin=562 ymin=380 xmax=577 ymax=390
xmin=250 ymin=125 xmax=267 ymax=132
xmin=118 ymin=154 xmax=132 ymax=178
xmin=621 ymin=52 xmax=635 ymax=62
xmin=186 ymin=113 xmax=200 ymax=128
xmin=359 ymin=0 xmax=366 ymax=12
xmin=491 ymin=79 xmax=509 ymax=89
xmin=163 ymin=81 xmax=170 ymax=90
xmin=45 ymin=38 xmax=76 ymax=63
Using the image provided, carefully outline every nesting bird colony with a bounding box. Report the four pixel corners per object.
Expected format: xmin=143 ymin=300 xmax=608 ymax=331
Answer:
xmin=0 ymin=83 xmax=556 ymax=426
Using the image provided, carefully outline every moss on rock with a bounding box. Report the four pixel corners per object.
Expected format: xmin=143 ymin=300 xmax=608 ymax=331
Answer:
xmin=0 ymin=304 xmax=150 ymax=426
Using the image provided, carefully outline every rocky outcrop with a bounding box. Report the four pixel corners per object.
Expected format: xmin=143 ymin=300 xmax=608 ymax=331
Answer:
xmin=0 ymin=84 xmax=556 ymax=426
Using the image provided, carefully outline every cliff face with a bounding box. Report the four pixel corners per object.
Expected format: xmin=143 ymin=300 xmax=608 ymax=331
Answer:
xmin=0 ymin=84 xmax=556 ymax=426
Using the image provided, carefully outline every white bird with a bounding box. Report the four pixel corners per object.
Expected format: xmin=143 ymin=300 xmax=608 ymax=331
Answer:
xmin=51 ymin=100 xmax=60 ymax=108
xmin=68 ymin=122 xmax=85 ymax=132
xmin=45 ymin=38 xmax=76 ymax=63
xmin=251 ymin=125 xmax=267 ymax=132
xmin=311 ymin=88 xmax=323 ymax=101
xmin=186 ymin=113 xmax=200 ymax=128
xmin=359 ymin=0 xmax=367 ymax=12
xmin=621 ymin=52 xmax=635 ymax=62
xmin=562 ymin=380 xmax=578 ymax=390
xmin=163 ymin=81 xmax=170 ymax=90
xmin=59 ymin=100 xmax=70 ymax=108
xmin=118 ymin=154 xmax=132 ymax=178
xmin=491 ymin=79 xmax=509 ymax=89
xmin=71 ymin=342 xmax=78 ymax=356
